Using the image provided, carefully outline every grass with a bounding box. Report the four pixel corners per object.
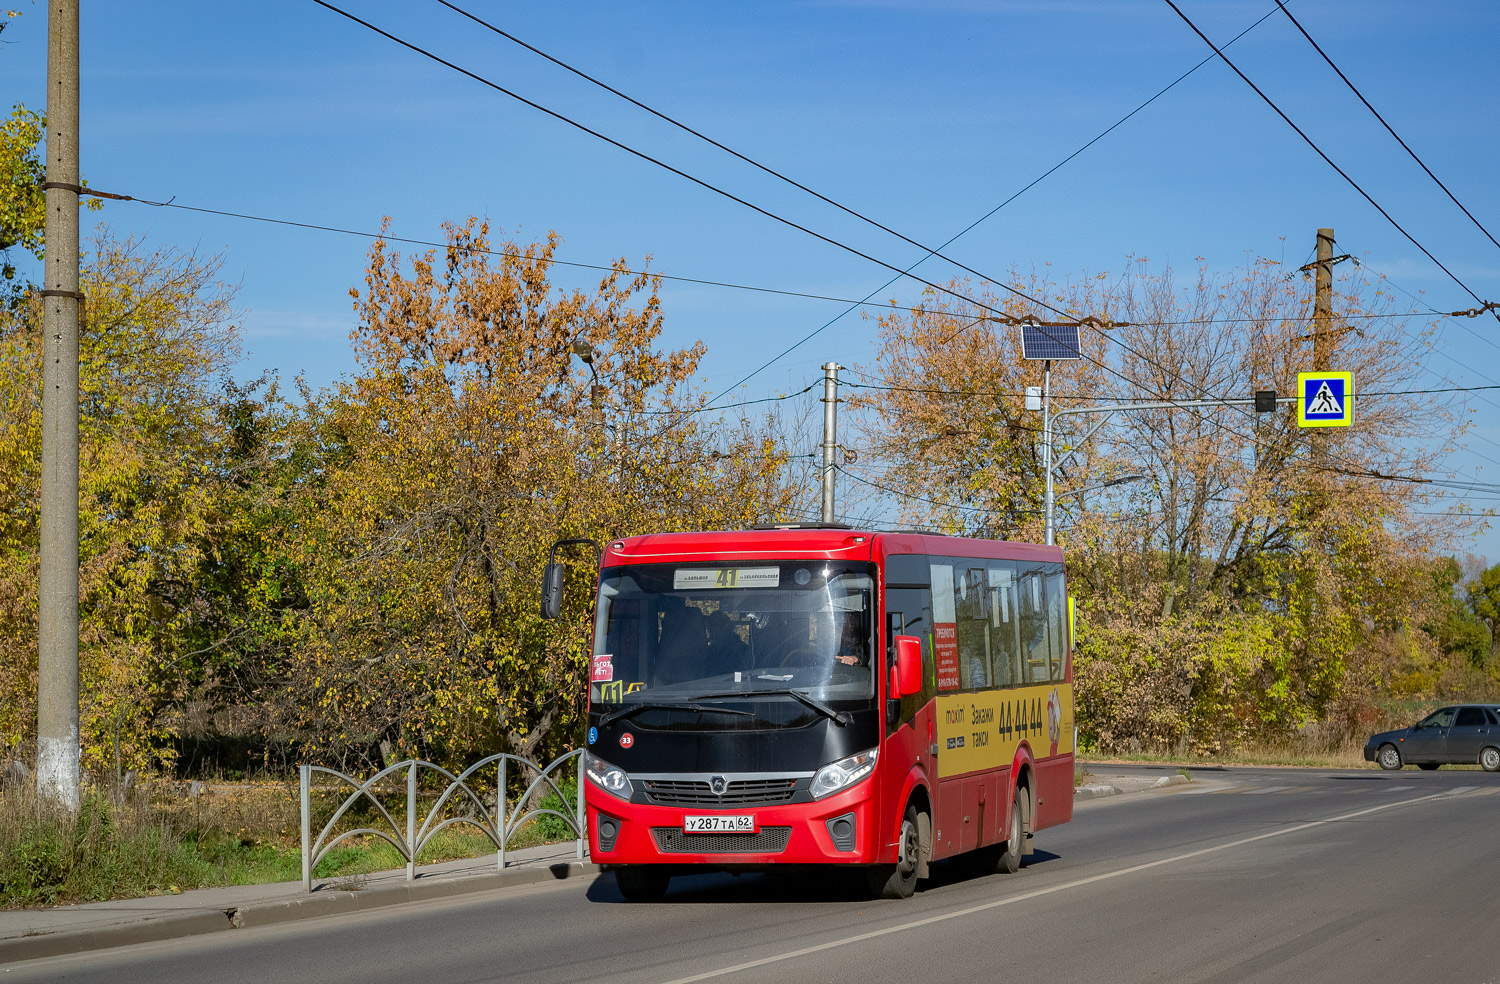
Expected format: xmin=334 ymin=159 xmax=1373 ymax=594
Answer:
xmin=0 ymin=776 xmax=579 ymax=909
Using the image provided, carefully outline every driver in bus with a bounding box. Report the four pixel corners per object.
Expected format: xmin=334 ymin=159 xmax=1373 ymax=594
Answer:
xmin=704 ymin=609 xmax=749 ymax=676
xmin=833 ymin=616 xmax=869 ymax=667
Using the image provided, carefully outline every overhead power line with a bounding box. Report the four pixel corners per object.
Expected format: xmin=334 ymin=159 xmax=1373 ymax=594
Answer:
xmin=1161 ymin=0 xmax=1498 ymax=321
xmin=308 ymin=0 xmax=1109 ymax=357
xmin=81 ymin=189 xmax=1498 ymax=333
xmin=100 ymin=3 xmax=1473 ymax=508
xmin=287 ymin=0 xmax=1500 ymax=507
xmin=1273 ymin=1 xmax=1500 ymax=257
xmin=434 ymin=0 xmax=1284 ymax=402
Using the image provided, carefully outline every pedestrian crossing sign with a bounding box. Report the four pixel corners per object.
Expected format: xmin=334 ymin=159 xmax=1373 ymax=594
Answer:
xmin=1297 ymin=371 xmax=1353 ymax=428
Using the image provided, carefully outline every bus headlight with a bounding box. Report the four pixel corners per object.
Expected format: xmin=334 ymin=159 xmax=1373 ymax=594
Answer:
xmin=810 ymin=748 xmax=878 ymax=800
xmin=584 ymin=752 xmax=634 ymax=799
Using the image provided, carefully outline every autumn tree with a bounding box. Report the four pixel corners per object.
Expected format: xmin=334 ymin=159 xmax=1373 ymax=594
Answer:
xmin=272 ymin=220 xmax=801 ymax=769
xmin=855 ymin=256 xmax=1484 ymax=752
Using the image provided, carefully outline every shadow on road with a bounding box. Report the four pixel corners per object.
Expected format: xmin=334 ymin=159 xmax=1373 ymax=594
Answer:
xmin=585 ymin=849 xmax=1064 ymax=905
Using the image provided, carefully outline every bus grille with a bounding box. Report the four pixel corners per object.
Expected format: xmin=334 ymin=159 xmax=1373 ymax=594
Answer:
xmin=651 ymin=826 xmax=792 ymax=854
xmin=641 ymin=778 xmax=798 ymax=807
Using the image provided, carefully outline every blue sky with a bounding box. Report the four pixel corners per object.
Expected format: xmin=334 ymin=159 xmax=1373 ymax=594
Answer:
xmin=3 ymin=0 xmax=1498 ymax=559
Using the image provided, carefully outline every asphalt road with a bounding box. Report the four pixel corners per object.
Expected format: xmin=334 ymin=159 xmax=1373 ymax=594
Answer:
xmin=12 ymin=765 xmax=1500 ymax=983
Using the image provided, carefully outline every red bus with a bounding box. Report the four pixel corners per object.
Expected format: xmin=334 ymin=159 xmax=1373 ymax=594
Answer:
xmin=545 ymin=524 xmax=1074 ymax=900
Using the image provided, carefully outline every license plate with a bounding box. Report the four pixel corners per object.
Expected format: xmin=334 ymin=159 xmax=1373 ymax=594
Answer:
xmin=683 ymin=815 xmax=757 ymax=834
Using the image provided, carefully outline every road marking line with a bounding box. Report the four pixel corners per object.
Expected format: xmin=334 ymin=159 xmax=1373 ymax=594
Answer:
xmin=1182 ymin=784 xmax=1238 ymax=794
xmin=1280 ymin=786 xmax=1316 ymax=794
xmin=1242 ymin=785 xmax=1291 ymax=795
xmin=1470 ymin=787 xmax=1500 ymax=796
xmin=657 ymin=791 xmax=1448 ymax=984
xmin=1387 ymin=785 xmax=1414 ymax=792
xmin=1448 ymin=785 xmax=1478 ymax=795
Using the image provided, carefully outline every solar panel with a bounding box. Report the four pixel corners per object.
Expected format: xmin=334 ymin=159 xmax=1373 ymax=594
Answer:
xmin=1019 ymin=323 xmax=1082 ymax=361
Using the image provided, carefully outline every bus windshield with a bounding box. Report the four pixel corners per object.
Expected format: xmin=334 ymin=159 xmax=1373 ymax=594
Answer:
xmin=589 ymin=561 xmax=876 ymax=705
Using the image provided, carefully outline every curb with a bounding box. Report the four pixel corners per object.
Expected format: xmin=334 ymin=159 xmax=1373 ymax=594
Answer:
xmin=0 ymin=861 xmax=598 ymax=965
xmin=1074 ymin=783 xmax=1121 ymax=800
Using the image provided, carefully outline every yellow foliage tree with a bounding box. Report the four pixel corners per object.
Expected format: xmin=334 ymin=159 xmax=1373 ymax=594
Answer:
xmin=275 ymin=219 xmax=801 ymax=768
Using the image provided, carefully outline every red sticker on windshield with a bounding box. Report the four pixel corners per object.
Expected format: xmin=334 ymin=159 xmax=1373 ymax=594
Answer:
xmin=619 ymin=732 xmax=635 ymax=749
xmin=590 ymin=655 xmax=614 ymax=683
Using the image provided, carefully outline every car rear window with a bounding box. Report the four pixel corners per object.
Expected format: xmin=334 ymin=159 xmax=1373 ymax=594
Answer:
xmin=1456 ymin=707 xmax=1487 ymax=727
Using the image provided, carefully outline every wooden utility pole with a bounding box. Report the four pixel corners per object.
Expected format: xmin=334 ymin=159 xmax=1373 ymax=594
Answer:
xmin=1312 ymin=227 xmax=1334 ymax=372
xmin=1309 ymin=228 xmax=1334 ymax=469
xmin=37 ymin=0 xmax=81 ymax=810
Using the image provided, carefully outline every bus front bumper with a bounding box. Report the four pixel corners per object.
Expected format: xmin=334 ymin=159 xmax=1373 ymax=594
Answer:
xmin=587 ymin=784 xmax=883 ymax=867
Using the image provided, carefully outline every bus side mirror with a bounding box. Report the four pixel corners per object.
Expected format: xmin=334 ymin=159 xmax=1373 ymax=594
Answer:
xmin=540 ymin=561 xmax=565 ymax=620
xmin=890 ymin=635 xmax=923 ymax=699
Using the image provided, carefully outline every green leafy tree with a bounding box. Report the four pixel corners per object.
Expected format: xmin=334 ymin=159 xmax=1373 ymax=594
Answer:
xmin=0 ymin=102 xmax=101 ymax=285
xmin=0 ymin=236 xmax=249 ymax=772
xmin=1471 ymin=562 xmax=1500 ymax=643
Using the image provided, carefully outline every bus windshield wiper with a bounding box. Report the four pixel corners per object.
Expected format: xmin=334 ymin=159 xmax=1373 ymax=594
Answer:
xmin=597 ymin=701 xmax=755 ymax=729
xmin=691 ymin=689 xmax=852 ymax=727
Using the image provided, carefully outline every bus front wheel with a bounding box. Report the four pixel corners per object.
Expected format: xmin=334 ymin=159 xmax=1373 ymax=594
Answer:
xmin=867 ymin=805 xmax=923 ymax=899
xmin=614 ymin=866 xmax=670 ymax=901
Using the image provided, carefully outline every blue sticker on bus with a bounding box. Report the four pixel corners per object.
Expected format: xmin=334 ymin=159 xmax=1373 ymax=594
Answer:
xmin=587 ymin=726 xmax=597 ymax=746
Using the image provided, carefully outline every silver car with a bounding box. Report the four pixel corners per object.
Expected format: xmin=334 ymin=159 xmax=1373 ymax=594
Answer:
xmin=1364 ymin=705 xmax=1500 ymax=772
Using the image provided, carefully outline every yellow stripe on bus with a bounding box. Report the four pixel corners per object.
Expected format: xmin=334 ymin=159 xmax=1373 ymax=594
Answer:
xmin=933 ymin=683 xmax=1073 ymax=779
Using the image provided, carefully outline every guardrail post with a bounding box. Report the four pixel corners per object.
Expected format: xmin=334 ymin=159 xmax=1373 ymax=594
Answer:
xmin=406 ymin=760 xmax=417 ymax=882
xmin=497 ymin=757 xmax=507 ymax=870
xmin=300 ymin=764 xmax=311 ymax=891
xmin=576 ymin=751 xmax=585 ymax=861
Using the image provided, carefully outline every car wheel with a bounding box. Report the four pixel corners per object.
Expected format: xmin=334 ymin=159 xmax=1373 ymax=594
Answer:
xmin=1480 ymin=747 xmax=1500 ymax=773
xmin=614 ymin=866 xmax=670 ymax=901
xmin=1418 ymin=762 xmax=1441 ymax=771
xmin=1377 ymin=744 xmax=1402 ymax=770
xmin=866 ymin=805 xmax=922 ymax=899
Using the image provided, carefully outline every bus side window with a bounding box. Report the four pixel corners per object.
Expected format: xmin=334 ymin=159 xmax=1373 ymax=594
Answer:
xmin=886 ymin=611 xmax=904 ymax=664
xmin=1044 ymin=566 xmax=1068 ymax=681
xmin=884 ymin=585 xmax=933 ymax=720
xmin=987 ymin=565 xmax=1019 ymax=687
xmin=956 ymin=567 xmax=989 ymax=688
xmin=1020 ymin=570 xmax=1049 ymax=684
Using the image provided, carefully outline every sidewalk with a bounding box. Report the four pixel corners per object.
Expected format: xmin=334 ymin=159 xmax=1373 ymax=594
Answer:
xmin=0 ymin=841 xmax=596 ymax=965
xmin=1074 ymin=766 xmax=1206 ymax=800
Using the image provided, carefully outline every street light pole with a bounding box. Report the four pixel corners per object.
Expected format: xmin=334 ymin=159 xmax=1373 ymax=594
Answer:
xmin=1042 ymin=360 xmax=1054 ymax=546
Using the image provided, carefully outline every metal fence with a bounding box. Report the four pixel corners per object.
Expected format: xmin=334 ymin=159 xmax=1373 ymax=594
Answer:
xmin=299 ymin=749 xmax=584 ymax=892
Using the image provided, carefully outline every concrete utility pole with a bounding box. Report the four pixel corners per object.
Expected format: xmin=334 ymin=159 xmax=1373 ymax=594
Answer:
xmin=820 ymin=362 xmax=840 ymax=523
xmin=37 ymin=0 xmax=82 ymax=810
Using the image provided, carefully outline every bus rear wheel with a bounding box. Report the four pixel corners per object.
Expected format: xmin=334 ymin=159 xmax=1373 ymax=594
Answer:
xmin=995 ymin=788 xmax=1024 ymax=874
xmin=969 ymin=788 xmax=1026 ymax=876
xmin=867 ymin=805 xmax=922 ymax=899
xmin=614 ymin=866 xmax=670 ymax=901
